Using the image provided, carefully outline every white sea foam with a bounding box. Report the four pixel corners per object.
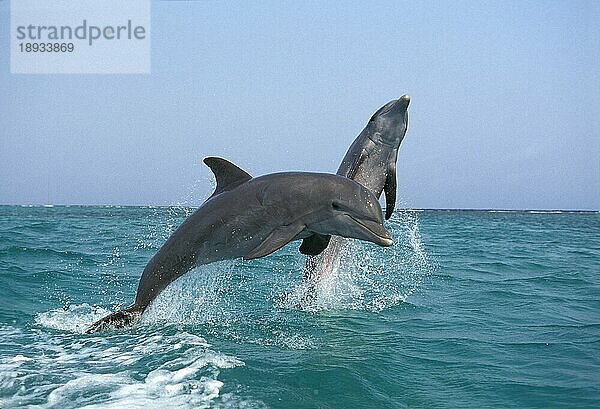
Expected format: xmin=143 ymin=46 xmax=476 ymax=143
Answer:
xmin=247 ymin=331 xmax=317 ymax=350
xmin=35 ymin=303 xmax=113 ymax=333
xmin=11 ymin=354 xmax=32 ymax=362
xmin=3 ymin=302 xmax=251 ymax=408
xmin=527 ymin=210 xmax=563 ymax=214
xmin=70 ymin=349 xmax=242 ymax=409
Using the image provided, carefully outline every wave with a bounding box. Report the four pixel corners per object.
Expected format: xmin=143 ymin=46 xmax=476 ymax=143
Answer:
xmin=2 ymin=304 xmax=251 ymax=408
xmin=0 ymin=245 xmax=98 ymax=262
xmin=527 ymin=210 xmax=564 ymax=214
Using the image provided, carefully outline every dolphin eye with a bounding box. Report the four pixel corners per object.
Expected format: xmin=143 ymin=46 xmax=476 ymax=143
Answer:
xmin=332 ymin=201 xmax=342 ymax=210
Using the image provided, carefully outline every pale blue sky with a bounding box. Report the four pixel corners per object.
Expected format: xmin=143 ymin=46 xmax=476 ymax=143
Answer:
xmin=1 ymin=1 xmax=599 ymax=209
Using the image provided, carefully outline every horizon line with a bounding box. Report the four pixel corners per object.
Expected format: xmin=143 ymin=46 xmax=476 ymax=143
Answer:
xmin=1 ymin=204 xmax=598 ymax=213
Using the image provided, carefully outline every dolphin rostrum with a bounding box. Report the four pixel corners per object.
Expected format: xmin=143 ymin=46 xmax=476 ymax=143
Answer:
xmin=87 ymin=157 xmax=392 ymax=332
xmin=304 ymin=95 xmax=410 ymax=283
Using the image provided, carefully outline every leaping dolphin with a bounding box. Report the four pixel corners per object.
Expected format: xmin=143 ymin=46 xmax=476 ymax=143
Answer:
xmin=87 ymin=157 xmax=392 ymax=333
xmin=303 ymin=95 xmax=410 ymax=283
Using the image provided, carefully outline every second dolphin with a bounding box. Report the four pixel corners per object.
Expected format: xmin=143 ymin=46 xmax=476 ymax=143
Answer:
xmin=303 ymin=95 xmax=410 ymax=283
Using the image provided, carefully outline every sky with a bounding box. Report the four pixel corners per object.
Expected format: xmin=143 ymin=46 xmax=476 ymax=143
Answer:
xmin=1 ymin=0 xmax=599 ymax=209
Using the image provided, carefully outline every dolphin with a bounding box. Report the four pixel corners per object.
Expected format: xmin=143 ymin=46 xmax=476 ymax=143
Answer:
xmin=303 ymin=95 xmax=410 ymax=283
xmin=87 ymin=157 xmax=392 ymax=333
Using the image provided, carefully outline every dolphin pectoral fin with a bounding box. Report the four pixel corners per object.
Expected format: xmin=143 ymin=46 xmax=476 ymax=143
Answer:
xmin=383 ymin=161 xmax=397 ymax=220
xmin=204 ymin=157 xmax=253 ymax=199
xmin=299 ymin=234 xmax=331 ymax=255
xmin=244 ymin=223 xmax=306 ymax=260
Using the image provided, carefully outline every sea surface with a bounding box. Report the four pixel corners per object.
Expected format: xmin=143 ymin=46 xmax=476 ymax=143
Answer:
xmin=0 ymin=206 xmax=598 ymax=408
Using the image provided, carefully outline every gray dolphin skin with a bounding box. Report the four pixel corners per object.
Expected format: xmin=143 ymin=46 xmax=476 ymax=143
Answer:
xmin=304 ymin=95 xmax=410 ymax=282
xmin=87 ymin=157 xmax=392 ymax=332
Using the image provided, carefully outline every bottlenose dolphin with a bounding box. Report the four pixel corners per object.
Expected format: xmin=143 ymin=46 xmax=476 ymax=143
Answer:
xmin=304 ymin=95 xmax=410 ymax=282
xmin=87 ymin=157 xmax=392 ymax=332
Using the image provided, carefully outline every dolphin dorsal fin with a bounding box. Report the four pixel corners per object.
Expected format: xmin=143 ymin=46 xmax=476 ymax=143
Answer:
xmin=203 ymin=157 xmax=252 ymax=198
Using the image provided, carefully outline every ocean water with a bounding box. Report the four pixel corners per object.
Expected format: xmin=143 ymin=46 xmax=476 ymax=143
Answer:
xmin=0 ymin=205 xmax=598 ymax=408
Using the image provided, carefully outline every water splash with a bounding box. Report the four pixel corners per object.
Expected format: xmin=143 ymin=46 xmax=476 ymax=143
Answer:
xmin=141 ymin=260 xmax=237 ymax=327
xmin=35 ymin=304 xmax=113 ymax=333
xmin=279 ymin=209 xmax=432 ymax=312
xmin=0 ymin=323 xmax=247 ymax=408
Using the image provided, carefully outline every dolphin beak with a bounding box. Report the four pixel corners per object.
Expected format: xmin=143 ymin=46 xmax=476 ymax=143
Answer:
xmin=383 ymin=95 xmax=410 ymax=117
xmin=397 ymin=94 xmax=410 ymax=110
xmin=350 ymin=216 xmax=393 ymax=247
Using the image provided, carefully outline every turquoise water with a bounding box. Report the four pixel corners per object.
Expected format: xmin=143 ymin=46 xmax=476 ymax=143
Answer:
xmin=0 ymin=206 xmax=598 ymax=408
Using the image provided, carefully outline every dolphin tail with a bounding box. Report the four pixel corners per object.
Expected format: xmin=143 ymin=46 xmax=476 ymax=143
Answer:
xmin=86 ymin=305 xmax=143 ymax=334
